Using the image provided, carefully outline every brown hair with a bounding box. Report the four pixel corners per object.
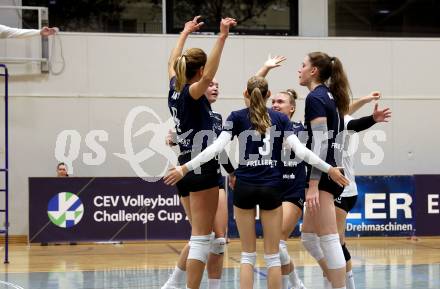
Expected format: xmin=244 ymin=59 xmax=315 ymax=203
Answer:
xmin=247 ymin=76 xmax=271 ymax=135
xmin=308 ymin=52 xmax=351 ymax=114
xmin=174 ymin=48 xmax=207 ymax=92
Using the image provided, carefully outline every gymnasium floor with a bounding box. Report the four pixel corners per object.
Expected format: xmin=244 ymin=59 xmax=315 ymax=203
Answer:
xmin=0 ymin=237 xmax=439 ymax=289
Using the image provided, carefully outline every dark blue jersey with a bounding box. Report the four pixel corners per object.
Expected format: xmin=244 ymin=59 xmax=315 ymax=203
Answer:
xmin=224 ymin=108 xmax=293 ymax=186
xmin=168 ymin=77 xmax=214 ymax=156
xmin=304 ymin=84 xmax=344 ymax=169
xmin=211 ymin=111 xmax=223 ymax=137
xmin=212 ymin=110 xmax=235 ymax=174
xmin=281 ymin=121 xmax=306 ymax=194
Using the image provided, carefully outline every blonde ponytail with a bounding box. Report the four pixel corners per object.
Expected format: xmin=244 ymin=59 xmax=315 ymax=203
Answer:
xmin=174 ymin=55 xmax=187 ymax=92
xmin=247 ymin=76 xmax=271 ymax=135
xmin=173 ymin=48 xmax=207 ymax=92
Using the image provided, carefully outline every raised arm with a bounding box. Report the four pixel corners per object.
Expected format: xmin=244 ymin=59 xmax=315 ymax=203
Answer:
xmin=0 ymin=24 xmax=57 ymax=39
xmin=348 ymin=91 xmax=381 ymax=115
xmin=255 ymin=55 xmax=287 ymax=77
xmin=168 ymin=16 xmax=204 ymax=80
xmin=188 ymin=18 xmax=236 ymax=100
xmin=346 ymin=103 xmax=391 ymax=132
xmin=164 ymin=131 xmax=232 ymax=185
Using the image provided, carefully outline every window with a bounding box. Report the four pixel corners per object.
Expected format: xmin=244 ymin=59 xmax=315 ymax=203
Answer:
xmin=329 ymin=0 xmax=440 ymax=37
xmin=21 ymin=0 xmax=298 ymax=35
xmin=22 ymin=0 xmax=163 ymax=33
xmin=166 ymin=0 xmax=298 ymax=36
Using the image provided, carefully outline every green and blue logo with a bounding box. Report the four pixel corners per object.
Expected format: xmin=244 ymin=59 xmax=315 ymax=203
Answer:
xmin=48 ymin=192 xmax=84 ymax=228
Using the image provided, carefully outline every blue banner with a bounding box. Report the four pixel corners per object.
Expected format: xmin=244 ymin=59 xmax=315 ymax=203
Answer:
xmin=345 ymin=176 xmax=415 ymax=237
xmin=29 ymin=177 xmax=191 ymax=243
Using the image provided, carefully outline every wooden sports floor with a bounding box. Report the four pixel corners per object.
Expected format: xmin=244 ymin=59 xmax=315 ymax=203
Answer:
xmin=0 ymin=237 xmax=439 ymax=288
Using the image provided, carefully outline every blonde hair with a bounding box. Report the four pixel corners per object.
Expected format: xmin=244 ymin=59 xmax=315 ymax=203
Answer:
xmin=308 ymin=52 xmax=351 ymax=115
xmin=247 ymin=76 xmax=271 ymax=135
xmin=279 ymin=89 xmax=298 ymax=118
xmin=174 ymin=48 xmax=207 ymax=92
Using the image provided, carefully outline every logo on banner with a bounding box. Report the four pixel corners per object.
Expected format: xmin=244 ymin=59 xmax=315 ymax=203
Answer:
xmin=48 ymin=192 xmax=84 ymax=228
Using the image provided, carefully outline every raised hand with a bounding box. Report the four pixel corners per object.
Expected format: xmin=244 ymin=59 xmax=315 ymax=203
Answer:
xmin=364 ymin=91 xmax=381 ymax=103
xmin=219 ymin=17 xmax=237 ymax=38
xmin=183 ymin=15 xmax=204 ymax=34
xmin=256 ymin=54 xmax=286 ymax=77
xmin=40 ymin=26 xmax=58 ymax=37
xmin=372 ymin=103 xmax=392 ymax=123
xmin=264 ymin=54 xmax=287 ymax=69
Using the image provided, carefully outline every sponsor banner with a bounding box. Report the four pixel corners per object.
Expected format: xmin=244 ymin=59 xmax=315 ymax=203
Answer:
xmin=344 ymin=176 xmax=415 ymax=237
xmin=227 ymin=176 xmax=416 ymax=238
xmin=29 ymin=177 xmax=190 ymax=243
xmin=415 ymin=175 xmax=440 ymax=236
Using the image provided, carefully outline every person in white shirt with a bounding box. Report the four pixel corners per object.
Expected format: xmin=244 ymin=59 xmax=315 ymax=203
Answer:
xmin=0 ymin=24 xmax=58 ymax=38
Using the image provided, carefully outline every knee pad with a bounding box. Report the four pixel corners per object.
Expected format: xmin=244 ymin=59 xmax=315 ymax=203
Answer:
xmin=279 ymin=240 xmax=291 ymax=266
xmin=241 ymin=252 xmax=257 ymax=267
xmin=264 ymin=253 xmax=281 ymax=268
xmin=301 ymin=233 xmax=325 ymax=261
xmin=188 ymin=234 xmax=211 ymax=264
xmin=341 ymin=243 xmax=351 ymax=262
xmin=320 ymin=234 xmax=346 ymax=270
xmin=210 ymin=237 xmax=226 ymax=255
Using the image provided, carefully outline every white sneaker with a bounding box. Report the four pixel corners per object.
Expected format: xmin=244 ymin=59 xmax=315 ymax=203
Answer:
xmin=292 ymin=279 xmax=307 ymax=289
xmin=323 ymin=278 xmax=332 ymax=289
xmin=161 ymin=279 xmax=182 ymax=289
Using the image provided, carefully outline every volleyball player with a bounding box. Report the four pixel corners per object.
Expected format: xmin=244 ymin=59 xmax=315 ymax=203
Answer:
xmin=167 ymin=15 xmax=236 ymax=289
xmin=334 ymin=95 xmax=391 ymax=289
xmin=298 ymin=52 xmax=350 ymax=289
xmin=162 ymin=79 xmax=234 ymax=289
xmin=256 ymin=56 xmax=307 ymax=289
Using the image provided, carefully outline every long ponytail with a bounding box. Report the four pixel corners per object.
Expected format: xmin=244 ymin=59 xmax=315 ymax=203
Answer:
xmin=247 ymin=76 xmax=271 ymax=135
xmin=308 ymin=52 xmax=351 ymax=115
xmin=173 ymin=48 xmax=207 ymax=92
xmin=174 ymin=55 xmax=187 ymax=92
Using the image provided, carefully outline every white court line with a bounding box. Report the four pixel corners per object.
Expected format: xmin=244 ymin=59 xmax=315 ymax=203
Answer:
xmin=0 ymin=280 xmax=24 ymax=289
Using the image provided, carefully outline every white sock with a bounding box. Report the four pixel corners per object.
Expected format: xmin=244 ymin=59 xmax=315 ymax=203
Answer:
xmin=282 ymin=275 xmax=290 ymax=289
xmin=324 ymin=277 xmax=332 ymax=289
xmin=169 ymin=266 xmax=185 ymax=284
xmin=208 ymin=278 xmax=221 ymax=289
xmin=346 ymin=270 xmax=356 ymax=289
xmin=289 ymin=269 xmax=301 ymax=287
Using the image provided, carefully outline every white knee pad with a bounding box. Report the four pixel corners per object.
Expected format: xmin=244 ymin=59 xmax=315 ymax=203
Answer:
xmin=188 ymin=234 xmax=211 ymax=264
xmin=264 ymin=253 xmax=281 ymax=268
xmin=210 ymin=237 xmax=226 ymax=255
xmin=301 ymin=233 xmax=325 ymax=261
xmin=279 ymin=240 xmax=291 ymax=266
xmin=320 ymin=233 xmax=346 ymax=270
xmin=241 ymin=252 xmax=257 ymax=267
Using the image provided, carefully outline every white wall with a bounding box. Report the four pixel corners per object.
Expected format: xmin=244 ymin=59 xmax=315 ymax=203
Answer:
xmin=0 ymin=33 xmax=439 ymax=235
xmin=0 ymin=0 xmax=22 ymax=28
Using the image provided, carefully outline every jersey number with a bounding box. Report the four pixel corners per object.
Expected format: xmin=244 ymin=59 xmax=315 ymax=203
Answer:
xmin=258 ymin=131 xmax=271 ymax=156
